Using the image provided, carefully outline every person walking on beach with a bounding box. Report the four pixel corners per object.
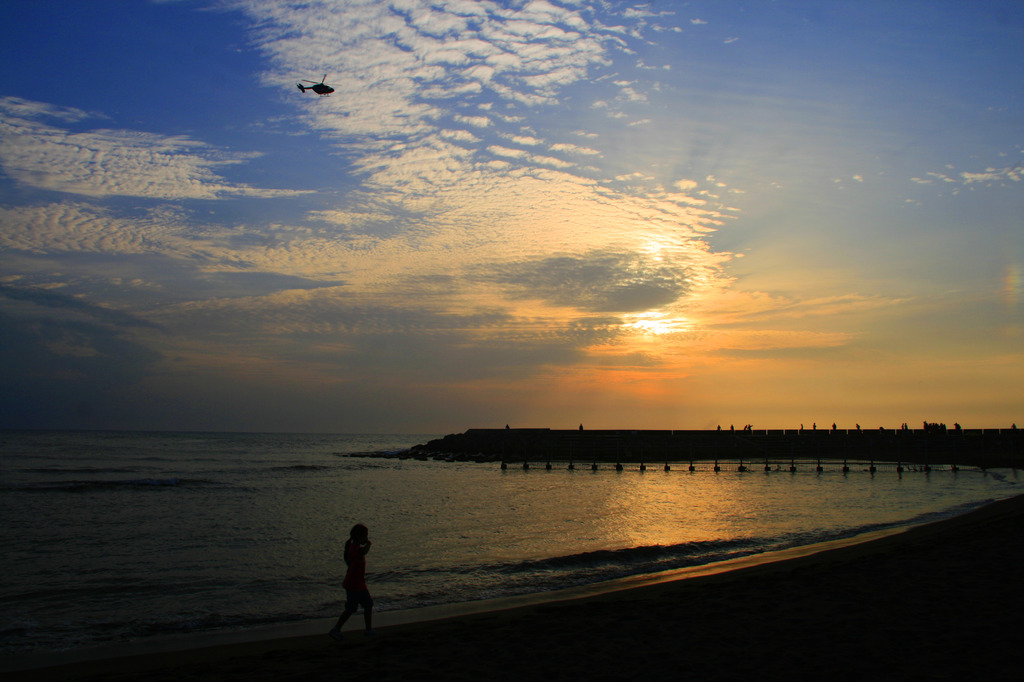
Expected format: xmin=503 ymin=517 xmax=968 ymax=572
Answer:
xmin=329 ymin=523 xmax=374 ymax=641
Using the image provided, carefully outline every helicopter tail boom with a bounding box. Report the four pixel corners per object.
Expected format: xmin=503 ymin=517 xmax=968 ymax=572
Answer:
xmin=297 ymin=84 xmax=306 ymax=92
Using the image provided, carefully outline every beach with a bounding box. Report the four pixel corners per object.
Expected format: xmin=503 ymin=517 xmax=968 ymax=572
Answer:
xmin=16 ymin=492 xmax=1023 ymax=681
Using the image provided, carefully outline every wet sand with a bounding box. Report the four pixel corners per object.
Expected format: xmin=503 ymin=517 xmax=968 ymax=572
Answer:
xmin=18 ymin=494 xmax=1024 ymax=681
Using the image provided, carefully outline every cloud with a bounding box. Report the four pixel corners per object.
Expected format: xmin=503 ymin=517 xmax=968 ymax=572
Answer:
xmin=1 ymin=1 xmax=768 ymax=428
xmin=961 ymin=165 xmax=1022 ymax=184
xmin=0 ymin=284 xmax=163 ymax=331
xmin=614 ymin=80 xmax=648 ymax=103
xmin=454 ymin=114 xmax=492 ymax=128
xmin=439 ymin=128 xmax=483 ymax=143
xmin=505 ymin=134 xmax=544 ymax=146
xmin=0 ymin=202 xmax=354 ymax=283
xmin=0 ymin=97 xmax=309 ymax=200
xmin=477 ymin=251 xmax=694 ymax=313
xmin=912 ymin=162 xmax=1022 ymax=188
xmin=0 ymin=202 xmax=203 ymax=257
xmin=0 ymin=285 xmax=166 ymax=429
xmin=549 ymin=142 xmax=601 ymax=156
xmin=0 ymin=96 xmax=98 ymax=123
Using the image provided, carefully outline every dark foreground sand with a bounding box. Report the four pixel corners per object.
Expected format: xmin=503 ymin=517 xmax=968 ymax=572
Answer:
xmin=21 ymin=494 xmax=1024 ymax=681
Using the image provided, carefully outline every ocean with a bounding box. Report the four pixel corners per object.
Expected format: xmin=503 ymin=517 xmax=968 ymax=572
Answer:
xmin=1 ymin=430 xmax=1020 ymax=659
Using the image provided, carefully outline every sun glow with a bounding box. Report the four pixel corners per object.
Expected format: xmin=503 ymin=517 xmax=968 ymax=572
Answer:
xmin=1004 ymin=264 xmax=1021 ymax=309
xmin=622 ymin=311 xmax=690 ymax=336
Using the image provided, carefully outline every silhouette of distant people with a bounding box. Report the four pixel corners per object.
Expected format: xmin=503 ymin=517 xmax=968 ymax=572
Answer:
xmin=579 ymin=423 xmax=583 ymax=431
xmin=329 ymin=523 xmax=374 ymax=641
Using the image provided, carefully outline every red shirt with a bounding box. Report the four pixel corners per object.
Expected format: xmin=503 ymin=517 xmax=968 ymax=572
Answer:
xmin=342 ymin=542 xmax=367 ymax=591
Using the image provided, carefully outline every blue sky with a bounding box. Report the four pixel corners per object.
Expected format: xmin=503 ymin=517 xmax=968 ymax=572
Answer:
xmin=1 ymin=1 xmax=1021 ymax=432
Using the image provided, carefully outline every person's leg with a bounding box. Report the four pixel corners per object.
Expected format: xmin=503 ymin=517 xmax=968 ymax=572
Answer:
xmin=333 ymin=610 xmax=352 ymax=631
xmin=331 ymin=589 xmax=360 ymax=638
xmin=361 ymin=590 xmax=374 ymax=634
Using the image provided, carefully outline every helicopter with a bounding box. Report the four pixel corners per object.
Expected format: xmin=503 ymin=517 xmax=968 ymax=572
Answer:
xmin=297 ymin=74 xmax=334 ymax=96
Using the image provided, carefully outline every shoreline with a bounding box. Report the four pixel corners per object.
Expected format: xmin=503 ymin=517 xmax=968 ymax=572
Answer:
xmin=1 ymin=521 xmax=915 ymax=674
xmin=11 ymin=493 xmax=1024 ymax=681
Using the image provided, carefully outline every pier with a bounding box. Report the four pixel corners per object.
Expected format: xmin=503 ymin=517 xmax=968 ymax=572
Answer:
xmin=404 ymin=427 xmax=1022 ymax=470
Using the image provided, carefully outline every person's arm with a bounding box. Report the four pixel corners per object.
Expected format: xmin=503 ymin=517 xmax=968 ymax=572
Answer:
xmin=360 ymin=540 xmax=372 ymax=555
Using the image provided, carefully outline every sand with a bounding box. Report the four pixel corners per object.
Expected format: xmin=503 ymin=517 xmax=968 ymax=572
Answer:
xmin=13 ymin=493 xmax=1024 ymax=681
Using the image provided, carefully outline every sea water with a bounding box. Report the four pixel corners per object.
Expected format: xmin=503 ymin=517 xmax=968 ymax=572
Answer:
xmin=1 ymin=430 xmax=1019 ymax=658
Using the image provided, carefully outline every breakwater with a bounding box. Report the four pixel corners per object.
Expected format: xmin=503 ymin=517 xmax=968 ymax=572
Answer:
xmin=405 ymin=427 xmax=1023 ymax=469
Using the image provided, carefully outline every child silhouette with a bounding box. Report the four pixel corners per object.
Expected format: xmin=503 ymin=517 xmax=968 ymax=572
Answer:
xmin=329 ymin=523 xmax=373 ymax=641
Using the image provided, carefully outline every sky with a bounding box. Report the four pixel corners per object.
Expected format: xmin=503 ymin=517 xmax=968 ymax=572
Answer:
xmin=0 ymin=0 xmax=1022 ymax=433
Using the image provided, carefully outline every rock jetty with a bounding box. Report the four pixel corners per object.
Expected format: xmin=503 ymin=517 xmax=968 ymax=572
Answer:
xmin=395 ymin=426 xmax=1022 ymax=469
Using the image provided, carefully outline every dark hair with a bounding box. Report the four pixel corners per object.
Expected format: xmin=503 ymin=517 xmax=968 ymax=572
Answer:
xmin=344 ymin=523 xmax=368 ymax=566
